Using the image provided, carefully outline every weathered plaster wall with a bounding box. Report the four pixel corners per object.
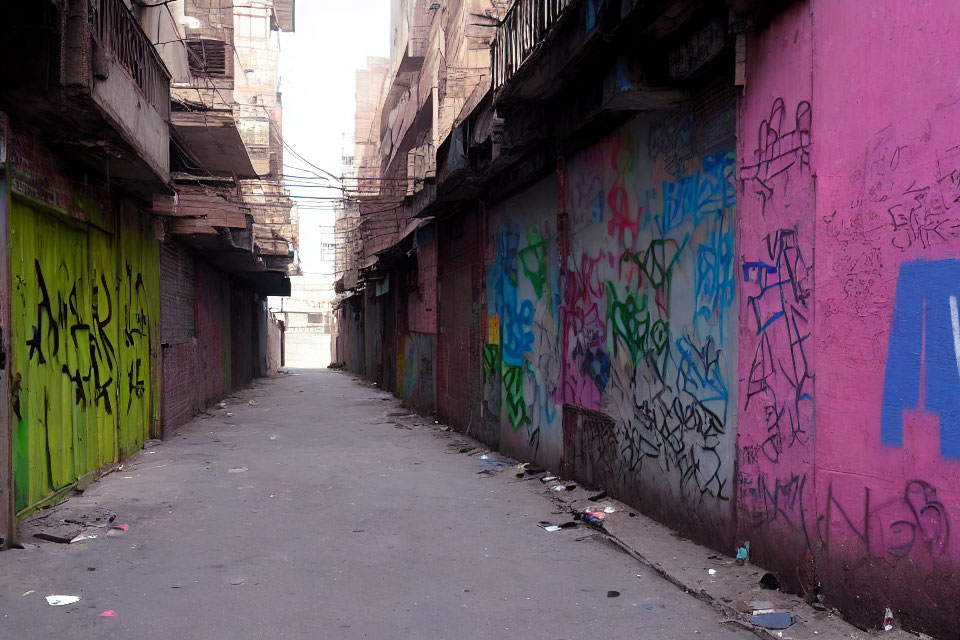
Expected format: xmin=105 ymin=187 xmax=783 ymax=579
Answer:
xmin=563 ymin=101 xmax=738 ymax=543
xmin=484 ymin=176 xmax=563 ymax=467
xmin=738 ymin=2 xmax=960 ymax=635
xmin=397 ymin=331 xmax=435 ymax=413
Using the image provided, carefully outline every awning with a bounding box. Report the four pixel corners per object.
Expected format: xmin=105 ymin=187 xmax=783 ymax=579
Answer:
xmin=171 ymin=111 xmax=257 ymax=179
xmin=274 ymin=0 xmax=295 ymax=31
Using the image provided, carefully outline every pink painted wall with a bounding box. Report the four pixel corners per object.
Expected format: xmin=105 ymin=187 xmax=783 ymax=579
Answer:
xmin=741 ymin=1 xmax=960 ymax=634
xmin=813 ymin=1 xmax=960 ymax=634
xmin=735 ymin=0 xmax=816 ymax=593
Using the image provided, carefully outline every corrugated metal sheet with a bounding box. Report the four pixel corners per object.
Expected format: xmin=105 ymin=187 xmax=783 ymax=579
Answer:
xmin=10 ymin=199 xmax=159 ymax=514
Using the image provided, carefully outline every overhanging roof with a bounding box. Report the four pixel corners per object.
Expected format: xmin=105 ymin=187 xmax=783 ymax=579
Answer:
xmin=235 ymin=270 xmax=292 ymax=296
xmin=275 ymin=0 xmax=295 ymax=32
xmin=171 ymin=111 xmax=257 ymax=179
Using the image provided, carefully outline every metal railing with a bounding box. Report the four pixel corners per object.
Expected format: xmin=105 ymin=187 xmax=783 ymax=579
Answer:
xmin=90 ymin=0 xmax=171 ymax=118
xmin=491 ymin=0 xmax=575 ymax=94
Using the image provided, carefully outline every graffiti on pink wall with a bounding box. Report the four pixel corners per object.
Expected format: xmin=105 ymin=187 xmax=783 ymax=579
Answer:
xmin=816 ymin=96 xmax=960 ymax=582
xmin=736 ymin=95 xmax=816 ymax=570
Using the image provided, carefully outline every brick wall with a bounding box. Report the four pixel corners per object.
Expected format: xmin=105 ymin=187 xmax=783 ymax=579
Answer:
xmin=436 ymin=207 xmax=483 ymax=432
xmin=196 ymin=260 xmax=231 ymax=405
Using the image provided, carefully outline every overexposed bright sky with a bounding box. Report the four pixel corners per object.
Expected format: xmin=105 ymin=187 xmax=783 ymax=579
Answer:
xmin=280 ymin=1 xmax=390 ymax=277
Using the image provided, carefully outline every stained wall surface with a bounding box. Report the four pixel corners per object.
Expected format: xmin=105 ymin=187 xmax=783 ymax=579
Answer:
xmin=562 ymin=95 xmax=738 ymax=543
xmin=484 ymin=176 xmax=562 ymax=467
xmin=735 ymin=0 xmax=816 ymax=591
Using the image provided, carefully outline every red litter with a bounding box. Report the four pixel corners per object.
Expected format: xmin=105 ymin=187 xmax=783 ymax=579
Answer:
xmin=582 ymin=509 xmax=607 ymax=525
xmin=99 ymin=610 xmax=117 ymax=617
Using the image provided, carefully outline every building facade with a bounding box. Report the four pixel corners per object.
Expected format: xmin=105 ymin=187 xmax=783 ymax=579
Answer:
xmin=335 ymin=0 xmax=960 ymax=636
xmin=0 ymin=0 xmax=297 ymax=545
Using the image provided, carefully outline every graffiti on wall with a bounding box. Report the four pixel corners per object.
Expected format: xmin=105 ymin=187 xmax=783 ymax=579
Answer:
xmin=881 ymin=259 xmax=960 ymax=458
xmin=820 ymin=479 xmax=950 ymax=569
xmin=736 ymin=98 xmax=816 ymax=555
xmin=19 ymin=258 xmax=118 ymax=417
xmin=397 ymin=331 xmax=435 ymax=412
xmin=562 ymin=106 xmax=738 ymax=519
xmin=485 ymin=213 xmax=562 ymax=462
xmin=11 ymin=202 xmax=157 ymax=512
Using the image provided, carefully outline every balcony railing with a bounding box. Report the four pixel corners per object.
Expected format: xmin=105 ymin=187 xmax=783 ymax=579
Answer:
xmin=90 ymin=0 xmax=171 ymax=118
xmin=491 ymin=0 xmax=575 ymax=95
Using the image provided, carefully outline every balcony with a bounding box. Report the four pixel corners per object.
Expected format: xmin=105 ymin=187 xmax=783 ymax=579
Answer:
xmin=80 ymin=0 xmax=173 ymax=188
xmin=89 ymin=0 xmax=171 ymax=120
xmin=491 ymin=0 xmax=576 ymax=98
xmin=0 ymin=0 xmax=172 ymax=194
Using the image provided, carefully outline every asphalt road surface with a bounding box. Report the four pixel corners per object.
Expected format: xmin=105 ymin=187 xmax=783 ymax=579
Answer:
xmin=0 ymin=368 xmax=753 ymax=639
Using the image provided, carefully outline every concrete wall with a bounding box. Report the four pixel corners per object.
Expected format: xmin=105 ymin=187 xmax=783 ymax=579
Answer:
xmin=91 ymin=59 xmax=170 ymax=183
xmin=266 ymin=313 xmax=282 ymax=373
xmin=739 ymin=1 xmax=960 ymax=634
xmin=735 ymin=0 xmax=816 ymax=596
xmin=562 ymin=92 xmax=737 ymax=543
xmin=484 ymin=176 xmax=562 ymax=468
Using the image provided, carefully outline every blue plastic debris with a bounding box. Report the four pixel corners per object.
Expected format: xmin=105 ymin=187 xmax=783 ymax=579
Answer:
xmin=750 ymin=612 xmax=795 ymax=629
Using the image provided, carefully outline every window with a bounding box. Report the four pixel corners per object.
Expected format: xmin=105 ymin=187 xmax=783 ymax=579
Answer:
xmin=186 ymin=39 xmax=227 ymax=76
xmin=307 ymin=313 xmax=322 ymax=324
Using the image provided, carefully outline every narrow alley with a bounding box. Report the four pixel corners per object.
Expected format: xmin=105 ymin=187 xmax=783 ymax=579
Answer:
xmin=0 ymin=368 xmax=753 ymax=639
xmin=4 ymin=1 xmax=960 ymax=637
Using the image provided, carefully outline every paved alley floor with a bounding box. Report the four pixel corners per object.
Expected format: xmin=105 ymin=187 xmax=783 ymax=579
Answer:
xmin=0 ymin=369 xmax=754 ymax=640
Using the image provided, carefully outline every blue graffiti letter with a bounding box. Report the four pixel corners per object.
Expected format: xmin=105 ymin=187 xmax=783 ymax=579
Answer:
xmin=882 ymin=259 xmax=960 ymax=457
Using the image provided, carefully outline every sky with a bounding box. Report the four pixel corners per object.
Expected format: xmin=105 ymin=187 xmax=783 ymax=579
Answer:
xmin=279 ymin=0 xmax=391 ymax=278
